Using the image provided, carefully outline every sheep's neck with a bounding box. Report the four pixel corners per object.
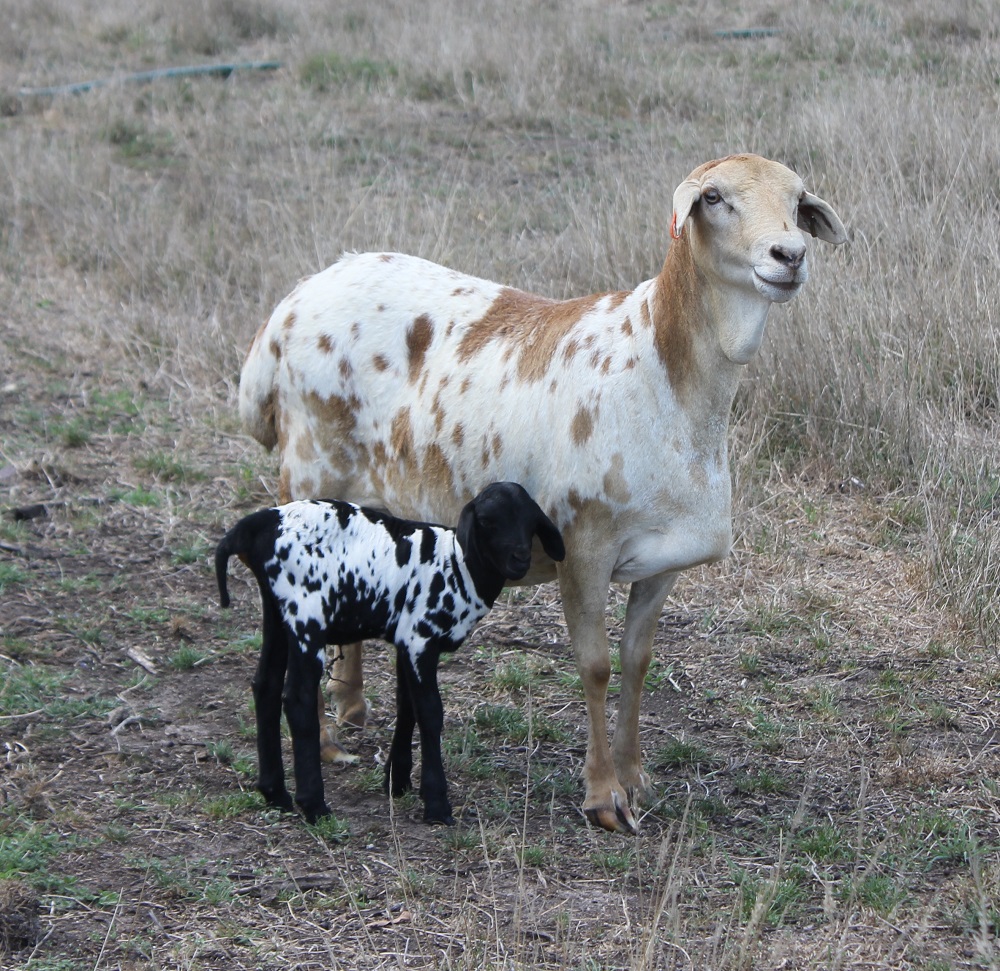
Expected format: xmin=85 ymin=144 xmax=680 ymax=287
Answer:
xmin=651 ymin=235 xmax=769 ymax=423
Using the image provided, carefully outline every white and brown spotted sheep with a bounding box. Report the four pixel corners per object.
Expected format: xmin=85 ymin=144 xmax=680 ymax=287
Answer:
xmin=216 ymin=481 xmax=565 ymax=824
xmin=238 ymin=153 xmax=847 ymax=834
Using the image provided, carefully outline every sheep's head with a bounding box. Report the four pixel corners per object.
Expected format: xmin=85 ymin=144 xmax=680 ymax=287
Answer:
xmin=670 ymin=154 xmax=847 ymax=362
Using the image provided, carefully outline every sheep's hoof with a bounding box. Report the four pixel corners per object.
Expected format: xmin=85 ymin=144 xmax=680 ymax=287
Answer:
xmin=327 ymin=678 xmax=371 ymax=729
xmin=583 ymin=791 xmax=639 ymax=836
xmin=336 ymin=697 xmax=372 ymax=730
xmin=320 ymin=736 xmax=359 ymax=765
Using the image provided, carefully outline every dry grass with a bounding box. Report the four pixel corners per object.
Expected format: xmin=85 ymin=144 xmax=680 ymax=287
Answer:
xmin=1 ymin=0 xmax=999 ymax=968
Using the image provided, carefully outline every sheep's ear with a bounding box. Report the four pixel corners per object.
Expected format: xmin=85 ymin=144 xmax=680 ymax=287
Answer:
xmin=670 ymin=180 xmax=702 ymax=240
xmin=535 ymin=511 xmax=566 ymax=562
xmin=798 ymin=191 xmax=848 ymax=245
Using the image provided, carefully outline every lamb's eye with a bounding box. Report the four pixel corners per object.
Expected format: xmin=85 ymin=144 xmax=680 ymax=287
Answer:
xmin=703 ymin=189 xmax=722 ymax=205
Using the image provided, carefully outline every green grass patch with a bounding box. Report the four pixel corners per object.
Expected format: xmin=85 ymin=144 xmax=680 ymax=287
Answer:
xmin=301 ymin=53 xmax=398 ymax=91
xmin=0 ymin=562 xmax=28 ymax=594
xmin=167 ymin=645 xmax=209 ymax=670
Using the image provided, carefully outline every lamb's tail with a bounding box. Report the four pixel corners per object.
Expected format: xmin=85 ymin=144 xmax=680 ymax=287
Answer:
xmin=214 ymin=529 xmax=239 ymax=608
xmin=238 ymin=320 xmax=280 ymax=450
xmin=214 ymin=509 xmax=278 ymax=608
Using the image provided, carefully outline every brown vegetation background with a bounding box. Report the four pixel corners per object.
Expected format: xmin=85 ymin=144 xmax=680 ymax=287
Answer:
xmin=0 ymin=1 xmax=998 ymax=968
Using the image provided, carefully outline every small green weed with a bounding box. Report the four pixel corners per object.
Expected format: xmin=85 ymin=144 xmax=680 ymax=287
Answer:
xmin=309 ymin=814 xmax=351 ymax=843
xmin=843 ymin=872 xmax=907 ymax=915
xmin=653 ymin=737 xmax=716 ymax=770
xmin=0 ymin=562 xmax=28 ymax=594
xmin=204 ymin=792 xmax=264 ymax=820
xmin=168 ymin=645 xmax=208 ymax=670
xmin=733 ymin=769 xmax=788 ymax=796
xmin=134 ymin=451 xmax=205 ymax=483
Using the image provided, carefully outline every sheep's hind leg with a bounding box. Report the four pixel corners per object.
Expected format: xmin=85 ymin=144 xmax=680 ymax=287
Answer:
xmin=325 ymin=641 xmax=370 ymax=731
xmin=317 ymin=684 xmax=359 ymax=765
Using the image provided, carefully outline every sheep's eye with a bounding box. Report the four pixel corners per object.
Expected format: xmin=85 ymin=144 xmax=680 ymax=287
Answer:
xmin=702 ymin=189 xmax=722 ymax=206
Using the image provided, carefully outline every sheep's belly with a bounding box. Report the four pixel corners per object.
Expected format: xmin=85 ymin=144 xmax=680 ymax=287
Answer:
xmin=611 ymin=523 xmax=732 ymax=583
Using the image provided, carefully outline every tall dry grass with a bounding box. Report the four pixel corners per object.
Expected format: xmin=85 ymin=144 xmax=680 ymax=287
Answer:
xmin=1 ymin=7 xmax=999 ymax=964
xmin=3 ymin=0 xmax=998 ymax=637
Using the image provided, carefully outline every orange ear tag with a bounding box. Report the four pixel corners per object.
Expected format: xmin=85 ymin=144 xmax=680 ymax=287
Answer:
xmin=670 ymin=212 xmax=681 ymax=240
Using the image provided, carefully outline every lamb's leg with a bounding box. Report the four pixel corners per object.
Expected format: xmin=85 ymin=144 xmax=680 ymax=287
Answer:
xmin=283 ymin=636 xmax=331 ymax=823
xmin=405 ymin=651 xmax=454 ymax=825
xmin=385 ymin=644 xmax=417 ymax=799
xmin=252 ymin=596 xmax=293 ymax=811
xmin=613 ymin=571 xmax=677 ymax=799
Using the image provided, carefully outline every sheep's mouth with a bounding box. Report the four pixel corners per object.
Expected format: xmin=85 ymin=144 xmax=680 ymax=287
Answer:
xmin=506 ymin=556 xmax=532 ymax=579
xmin=753 ymin=271 xmax=803 ymax=302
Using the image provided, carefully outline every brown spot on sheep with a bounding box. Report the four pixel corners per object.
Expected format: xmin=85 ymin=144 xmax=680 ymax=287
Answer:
xmin=422 ymin=442 xmax=456 ymax=495
xmin=283 ymin=311 xmax=296 ymax=332
xmin=457 ymin=288 xmax=608 ymax=383
xmin=571 ymin=405 xmax=595 ymax=445
xmin=390 ymin=408 xmax=414 ymax=461
xmin=372 ymin=354 xmax=390 ymax=372
xmin=603 ymin=453 xmax=631 ymax=503
xmin=317 ymin=334 xmax=335 ymax=354
xmin=407 ymin=314 xmax=434 ymax=383
xmin=451 ymin=423 xmax=464 ymax=448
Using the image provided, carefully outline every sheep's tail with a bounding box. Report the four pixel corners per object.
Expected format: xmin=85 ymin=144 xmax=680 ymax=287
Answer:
xmin=238 ymin=320 xmax=280 ymax=450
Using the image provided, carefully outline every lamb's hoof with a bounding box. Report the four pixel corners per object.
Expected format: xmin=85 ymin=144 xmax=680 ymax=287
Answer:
xmin=299 ymin=802 xmax=332 ymax=825
xmin=260 ymin=786 xmax=294 ymax=812
xmin=583 ymin=790 xmax=639 ymax=836
xmin=423 ymin=809 xmax=456 ymax=826
xmin=320 ymin=736 xmax=359 ymax=765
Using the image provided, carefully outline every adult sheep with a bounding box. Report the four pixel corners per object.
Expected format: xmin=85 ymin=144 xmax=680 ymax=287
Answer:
xmin=239 ymin=153 xmax=847 ymax=834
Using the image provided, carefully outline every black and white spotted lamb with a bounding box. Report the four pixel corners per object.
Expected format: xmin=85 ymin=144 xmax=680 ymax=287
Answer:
xmin=215 ymin=481 xmax=565 ymax=824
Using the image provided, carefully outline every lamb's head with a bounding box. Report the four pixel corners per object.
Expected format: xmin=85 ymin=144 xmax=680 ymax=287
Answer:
xmin=670 ymin=154 xmax=847 ymax=362
xmin=456 ymin=482 xmax=565 ymax=602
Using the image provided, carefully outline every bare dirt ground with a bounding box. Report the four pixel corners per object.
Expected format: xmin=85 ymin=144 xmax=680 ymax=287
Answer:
xmin=1 ymin=2 xmax=999 ymax=965
xmin=1 ymin=280 xmax=998 ymax=971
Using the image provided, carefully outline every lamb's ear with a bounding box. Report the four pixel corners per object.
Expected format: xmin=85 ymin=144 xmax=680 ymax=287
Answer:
xmin=535 ymin=509 xmax=566 ymax=562
xmin=670 ymin=179 xmax=702 ymax=240
xmin=455 ymin=501 xmax=476 ymax=554
xmin=798 ymin=190 xmax=848 ymax=245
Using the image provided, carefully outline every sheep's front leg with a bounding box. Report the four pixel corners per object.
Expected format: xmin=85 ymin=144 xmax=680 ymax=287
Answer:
xmin=613 ymin=571 xmax=678 ymax=801
xmin=558 ymin=556 xmax=638 ymax=835
xmin=253 ymin=596 xmax=293 ymax=812
xmin=283 ymin=637 xmax=331 ymax=823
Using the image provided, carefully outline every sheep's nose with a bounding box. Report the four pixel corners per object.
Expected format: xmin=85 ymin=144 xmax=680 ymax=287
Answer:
xmin=770 ymin=241 xmax=806 ymax=269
